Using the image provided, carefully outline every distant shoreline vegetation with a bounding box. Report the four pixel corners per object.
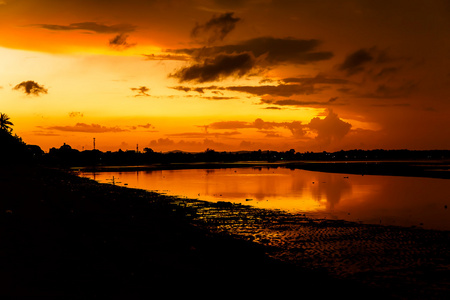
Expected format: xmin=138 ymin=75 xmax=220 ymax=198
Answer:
xmin=39 ymin=144 xmax=450 ymax=168
xmin=1 ymin=111 xmax=449 ymax=168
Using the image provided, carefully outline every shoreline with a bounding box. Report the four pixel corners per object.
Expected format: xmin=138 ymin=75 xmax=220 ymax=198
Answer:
xmin=1 ymin=164 xmax=449 ymax=298
xmin=72 ymin=159 xmax=450 ymax=180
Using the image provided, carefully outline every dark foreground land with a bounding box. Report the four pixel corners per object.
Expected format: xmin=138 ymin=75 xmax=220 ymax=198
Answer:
xmin=1 ymin=163 xmax=449 ymax=298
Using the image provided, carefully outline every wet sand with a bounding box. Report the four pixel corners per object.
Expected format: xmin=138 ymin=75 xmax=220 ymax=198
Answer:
xmin=1 ymin=164 xmax=449 ymax=298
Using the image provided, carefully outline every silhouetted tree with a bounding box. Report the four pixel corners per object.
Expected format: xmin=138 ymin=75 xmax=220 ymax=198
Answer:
xmin=0 ymin=113 xmax=34 ymax=164
xmin=0 ymin=113 xmax=13 ymax=133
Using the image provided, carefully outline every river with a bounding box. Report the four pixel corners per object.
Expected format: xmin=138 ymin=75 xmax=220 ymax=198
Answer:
xmin=80 ymin=166 xmax=450 ymax=231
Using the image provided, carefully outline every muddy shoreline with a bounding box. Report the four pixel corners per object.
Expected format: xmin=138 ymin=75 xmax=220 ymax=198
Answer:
xmin=1 ymin=164 xmax=449 ymax=298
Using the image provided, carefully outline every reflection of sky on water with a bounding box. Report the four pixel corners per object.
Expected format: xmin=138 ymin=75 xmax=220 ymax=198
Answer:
xmin=81 ymin=167 xmax=450 ymax=230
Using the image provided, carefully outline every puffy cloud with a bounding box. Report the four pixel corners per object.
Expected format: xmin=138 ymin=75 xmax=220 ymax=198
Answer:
xmin=47 ymin=123 xmax=127 ymax=133
xmin=170 ymin=52 xmax=255 ymax=83
xmin=109 ymin=33 xmax=136 ymax=50
xmin=191 ymin=12 xmax=241 ymax=44
xmin=13 ymin=80 xmax=48 ymax=96
xmin=34 ymin=22 xmax=137 ymax=34
xmin=307 ymin=109 xmax=352 ymax=143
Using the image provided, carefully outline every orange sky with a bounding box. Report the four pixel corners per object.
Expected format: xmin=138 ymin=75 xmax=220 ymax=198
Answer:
xmin=1 ymin=0 xmax=450 ymax=152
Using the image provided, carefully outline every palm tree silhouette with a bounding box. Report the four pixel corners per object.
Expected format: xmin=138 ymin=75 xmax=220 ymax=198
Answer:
xmin=0 ymin=113 xmax=14 ymax=133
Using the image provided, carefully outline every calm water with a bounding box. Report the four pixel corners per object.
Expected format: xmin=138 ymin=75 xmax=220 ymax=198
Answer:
xmin=80 ymin=167 xmax=450 ymax=230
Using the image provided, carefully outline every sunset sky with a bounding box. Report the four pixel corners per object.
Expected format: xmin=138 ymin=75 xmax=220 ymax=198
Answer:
xmin=1 ymin=0 xmax=450 ymax=152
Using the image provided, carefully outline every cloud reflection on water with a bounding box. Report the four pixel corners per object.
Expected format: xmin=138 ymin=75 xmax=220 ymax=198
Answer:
xmin=82 ymin=167 xmax=450 ymax=230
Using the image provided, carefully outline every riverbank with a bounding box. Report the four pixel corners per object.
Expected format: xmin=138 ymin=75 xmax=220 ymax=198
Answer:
xmin=1 ymin=164 xmax=449 ymax=298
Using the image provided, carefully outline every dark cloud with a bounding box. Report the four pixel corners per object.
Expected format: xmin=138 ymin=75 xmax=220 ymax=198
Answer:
xmin=307 ymin=109 xmax=352 ymax=143
xmin=137 ymin=123 xmax=153 ymax=129
xmin=225 ymin=83 xmax=319 ymax=97
xmin=109 ymin=33 xmax=136 ymax=50
xmin=130 ymin=86 xmax=150 ymax=97
xmin=47 ymin=123 xmax=127 ymax=133
xmin=338 ymin=47 xmax=406 ymax=78
xmin=170 ymin=82 xmax=322 ymax=97
xmin=191 ymin=12 xmax=240 ymax=44
xmin=167 ymin=37 xmax=332 ymax=83
xmin=142 ymin=54 xmax=190 ymax=61
xmin=34 ymin=22 xmax=137 ymax=34
xmin=128 ymin=123 xmax=156 ymax=131
xmin=167 ymin=131 xmax=241 ymax=138
xmin=281 ymin=74 xmax=349 ymax=85
xmin=260 ymin=98 xmax=342 ymax=107
xmin=212 ymin=0 xmax=246 ymax=9
xmin=170 ymin=86 xmax=211 ymax=93
xmin=374 ymin=67 xmax=400 ymax=80
xmin=173 ymin=37 xmax=333 ymax=65
xmin=202 ymin=96 xmax=238 ymax=100
xmin=148 ymin=138 xmax=229 ymax=152
xmin=361 ymin=82 xmax=417 ymax=99
xmin=370 ymin=103 xmax=410 ymax=107
xmin=339 ymin=48 xmax=374 ymax=76
xmin=170 ymin=52 xmax=255 ymax=83
xmin=69 ymin=112 xmax=84 ymax=118
xmin=170 ymin=75 xmax=346 ymax=97
xmin=209 ymin=118 xmax=306 ymax=138
xmin=13 ymin=80 xmax=48 ymax=96
xmin=258 ymin=130 xmax=283 ymax=138
xmin=209 ymin=120 xmax=252 ymax=129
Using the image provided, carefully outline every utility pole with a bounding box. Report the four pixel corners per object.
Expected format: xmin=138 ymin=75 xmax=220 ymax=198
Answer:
xmin=136 ymin=143 xmax=139 ymax=153
xmin=93 ymin=138 xmax=96 ymax=150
